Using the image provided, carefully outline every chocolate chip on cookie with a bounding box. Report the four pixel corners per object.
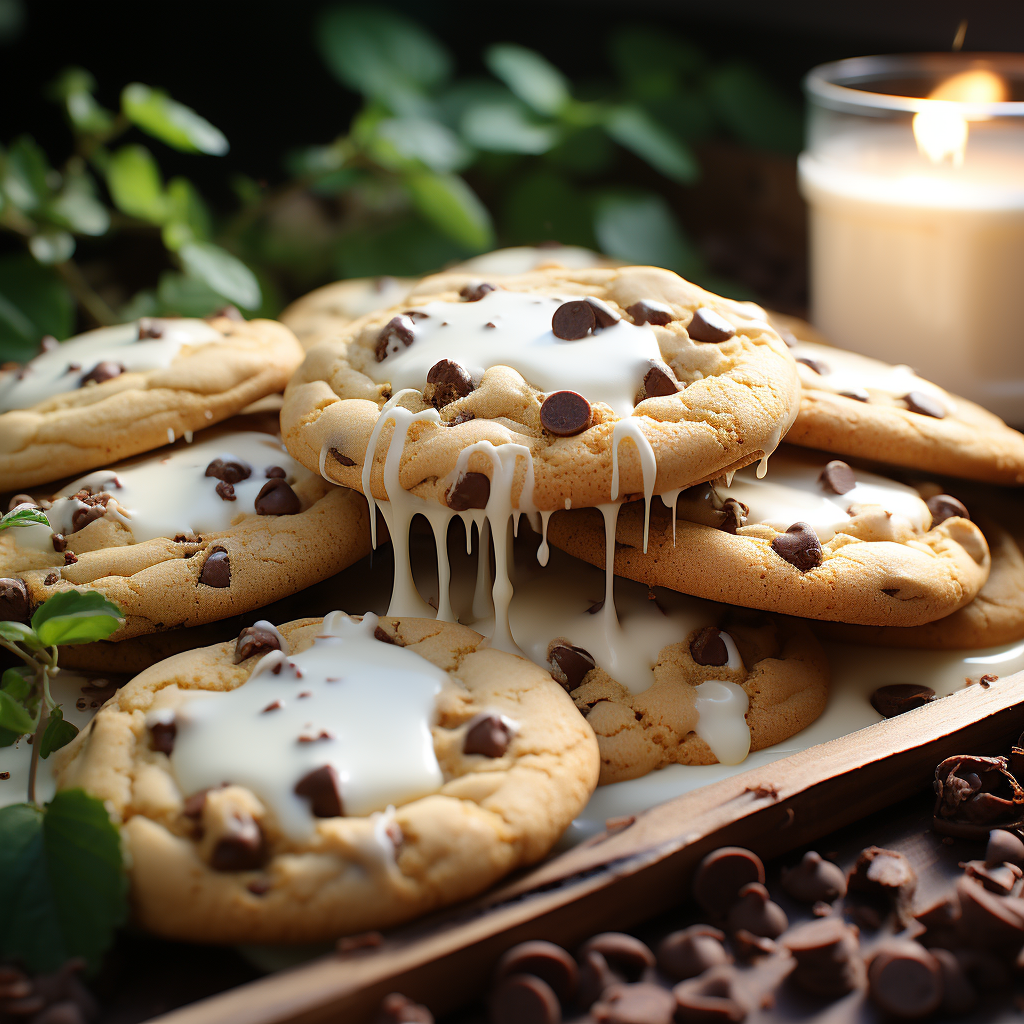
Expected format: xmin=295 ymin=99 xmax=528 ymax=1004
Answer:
xmin=329 ymin=447 xmax=356 ymax=468
xmin=690 ymin=626 xmax=729 ymax=667
xmin=904 ymin=391 xmax=946 ymax=419
xmin=926 ymin=493 xmax=970 ymax=526
xmin=205 ymin=458 xmax=252 ymax=484
xmin=149 ymin=717 xmax=177 ymax=754
xmin=687 ymin=307 xmax=735 ymax=343
xmin=819 ymin=460 xmax=857 ymax=495
xmin=870 ymin=683 xmax=935 ymax=719
xmin=264 ymin=465 xmax=287 ymax=479
xmin=551 ymin=299 xmax=597 ymax=340
xmin=426 ymin=359 xmax=474 ymax=409
xmin=841 ymin=388 xmax=871 ymax=402
xmin=540 ymin=391 xmax=592 ymax=437
xmin=80 ymin=361 xmax=124 ymax=385
xmin=137 ymin=318 xmax=164 ymax=340
xmin=719 ymin=497 xmax=748 ymax=534
xmin=375 ymin=315 xmax=417 ymax=361
xmin=640 ymin=363 xmax=682 ymax=400
xmin=215 ymin=480 xmax=236 ymax=501
xmin=446 ymin=472 xmax=490 ymax=511
xmin=464 ymin=713 xmax=513 ymax=758
xmin=626 ymin=299 xmax=675 ymax=326
xmin=797 ymin=356 xmax=830 ymax=375
xmin=771 ymin=523 xmax=823 ymax=571
xmin=255 ymin=479 xmax=301 ymax=516
xmin=294 ymin=764 xmax=344 ymax=818
xmin=235 ymin=625 xmax=282 ymax=663
xmin=548 ymin=643 xmax=596 ymax=692
xmin=70 ymin=501 xmax=107 ymax=533
xmin=584 ymin=296 xmax=620 ymax=327
xmin=0 ymin=578 xmax=30 ymax=623
xmin=199 ymin=549 xmax=231 ymax=588
xmin=211 ymin=816 xmax=266 ymax=872
xmin=460 ymin=281 xmax=496 ymax=302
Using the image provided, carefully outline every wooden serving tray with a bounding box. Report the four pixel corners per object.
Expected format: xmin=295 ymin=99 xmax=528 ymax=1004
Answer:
xmin=150 ymin=670 xmax=1024 ymax=1024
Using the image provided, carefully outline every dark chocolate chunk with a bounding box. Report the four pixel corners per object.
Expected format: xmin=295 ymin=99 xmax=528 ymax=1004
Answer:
xmin=70 ymin=503 xmax=106 ymax=533
xmin=904 ymin=391 xmax=946 ymax=419
xmin=459 ymin=281 xmax=495 ymax=302
xmin=210 ymin=817 xmax=265 ymax=872
xmin=137 ymin=317 xmax=164 ymax=339
xmin=540 ymin=391 xmax=591 ymax=437
xmin=690 ymin=626 xmax=729 ymax=667
xmin=63 ymin=551 xmax=77 ymax=566
xmin=771 ymin=522 xmax=823 ymax=571
xmin=797 ymin=356 xmax=829 ymax=375
xmin=591 ymin=982 xmax=675 ymax=1024
xmin=199 ymin=549 xmax=231 ymax=588
xmin=986 ymin=829 xmax=1024 ymax=868
xmin=551 ymin=300 xmax=596 ymax=340
xmin=0 ymin=578 xmax=30 ymax=623
xmin=933 ymin=755 xmax=1024 ymax=838
xmin=584 ymin=296 xmax=620 ymax=328
xmin=871 ymin=683 xmax=935 ymax=719
xmin=44 ymin=572 xmax=59 ymax=586
xmin=693 ymin=847 xmax=765 ymax=917
xmin=626 ymin=300 xmax=674 ymax=326
xmin=445 ymin=472 xmax=490 ymax=511
xmin=329 ymin=448 xmax=356 ymax=468
xmin=489 ymin=974 xmax=560 ymax=1024
xmin=687 ymin=307 xmax=735 ymax=343
xmin=149 ymin=718 xmax=177 ymax=754
xmin=725 ymin=882 xmax=788 ymax=938
xmin=375 ymin=315 xmax=417 ymax=361
xmin=215 ymin=480 xmax=236 ymax=501
xmin=463 ymin=713 xmax=513 ymax=758
xmin=548 ymin=644 xmax=595 ymax=692
xmin=8 ymin=494 xmax=38 ymax=511
xmin=495 ymin=941 xmax=577 ymax=1003
xmin=235 ymin=625 xmax=282 ymax=663
xmin=265 ymin=466 xmax=287 ymax=479
xmin=926 ymin=493 xmax=969 ymax=526
xmin=780 ymin=851 xmax=847 ymax=904
xmin=672 ymin=966 xmax=747 ymax=1023
xmin=867 ymin=942 xmax=943 ymax=1020
xmin=640 ymin=363 xmax=681 ymax=401
xmin=848 ymin=846 xmax=917 ymax=904
xmin=294 ymin=764 xmax=344 ymax=818
xmin=578 ymin=934 xmax=654 ymax=982
xmin=255 ymin=479 xmax=301 ymax=516
xmin=819 ymin=460 xmax=856 ymax=495
xmin=205 ymin=458 xmax=251 ymax=484
xmin=962 ymin=859 xmax=1022 ymax=896
xmin=426 ymin=359 xmax=474 ymax=409
xmin=51 ymin=534 xmax=67 ymax=553
xmin=80 ymin=361 xmax=124 ymax=385
xmin=373 ymin=992 xmax=434 ymax=1024
xmin=784 ymin=917 xmax=864 ymax=997
xmin=656 ymin=925 xmax=731 ymax=982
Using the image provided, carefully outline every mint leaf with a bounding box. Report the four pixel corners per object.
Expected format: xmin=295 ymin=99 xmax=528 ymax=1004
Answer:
xmin=178 ymin=241 xmax=261 ymax=310
xmin=0 ymin=689 xmax=34 ymax=735
xmin=40 ymin=707 xmax=78 ymax=759
xmin=485 ymin=44 xmax=569 ymax=117
xmin=0 ymin=790 xmax=127 ymax=971
xmin=0 ymin=505 xmax=50 ymax=530
xmin=106 ymin=144 xmax=168 ymax=224
xmin=604 ymin=105 xmax=699 ymax=184
xmin=31 ymin=591 xmax=122 ymax=647
xmin=403 ymin=170 xmax=493 ymax=251
xmin=122 ymin=83 xmax=229 ymax=156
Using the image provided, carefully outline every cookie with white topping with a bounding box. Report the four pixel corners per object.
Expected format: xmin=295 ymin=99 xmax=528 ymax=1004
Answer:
xmin=51 ymin=612 xmax=599 ymax=944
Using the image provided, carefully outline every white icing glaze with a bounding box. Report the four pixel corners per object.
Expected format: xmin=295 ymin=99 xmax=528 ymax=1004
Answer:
xmin=611 ymin=418 xmax=657 ymax=552
xmin=0 ymin=319 xmax=221 ymax=412
xmin=692 ymin=681 xmax=750 ymax=764
xmin=171 ymin=612 xmax=446 ymax=840
xmin=363 ymin=290 xmax=662 ymax=416
xmin=458 ymin=245 xmax=608 ymax=275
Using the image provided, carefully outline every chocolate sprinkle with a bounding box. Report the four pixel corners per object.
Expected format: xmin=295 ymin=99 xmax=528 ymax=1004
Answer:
xmin=463 ymin=713 xmax=513 ymax=758
xmin=70 ymin=503 xmax=106 ymax=533
xmin=871 ymin=683 xmax=935 ymax=719
xmin=551 ymin=300 xmax=596 ymax=341
xmin=199 ymin=549 xmax=231 ymax=588
xmin=771 ymin=522 xmax=823 ymax=571
xmin=626 ymin=299 xmax=674 ymax=326
xmin=255 ymin=479 xmax=301 ymax=516
xmin=904 ymin=391 xmax=946 ymax=419
xmin=540 ymin=390 xmax=592 ymax=437
xmin=819 ymin=460 xmax=856 ymax=495
xmin=687 ymin=307 xmax=736 ymax=343
xmin=294 ymin=764 xmax=344 ymax=818
xmin=446 ymin=472 xmax=490 ymax=511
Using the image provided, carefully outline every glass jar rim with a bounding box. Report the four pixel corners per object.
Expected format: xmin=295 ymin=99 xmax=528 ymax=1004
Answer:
xmin=805 ymin=53 xmax=1024 ymax=118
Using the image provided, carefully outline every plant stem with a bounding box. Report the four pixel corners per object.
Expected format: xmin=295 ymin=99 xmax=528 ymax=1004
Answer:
xmin=26 ymin=696 xmax=47 ymax=806
xmin=0 ymin=635 xmax=39 ymax=670
xmin=54 ymin=260 xmax=119 ymax=327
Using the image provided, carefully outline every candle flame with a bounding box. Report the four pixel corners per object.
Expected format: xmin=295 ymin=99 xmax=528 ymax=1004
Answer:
xmin=912 ymin=69 xmax=1009 ymax=165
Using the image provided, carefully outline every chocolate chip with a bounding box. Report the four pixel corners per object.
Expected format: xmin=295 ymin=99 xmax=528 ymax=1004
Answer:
xmin=137 ymin=318 xmax=164 ymax=339
xmin=262 ymin=701 xmax=282 ymax=714
xmin=781 ymin=851 xmax=847 ymax=904
xmin=548 ymin=644 xmax=595 ymax=692
xmin=904 ymin=391 xmax=946 ymax=418
xmin=329 ymin=448 xmax=356 ymax=468
xmin=987 ymin=829 xmax=1024 ymax=868
xmin=732 ymin=930 xmax=777 ymax=961
xmin=848 ymin=846 xmax=917 ymax=904
xmin=693 ymin=847 xmax=765 ymax=917
xmin=490 ymin=974 xmax=560 ymax=1024
xmin=540 ymin=391 xmax=591 ymax=436
xmin=426 ymin=359 xmax=473 ymax=409
xmin=797 ymin=356 xmax=829 ymax=375
xmin=931 ymin=949 xmax=977 ymax=1016
xmin=576 ymin=950 xmax=621 ymax=1011
xmin=656 ymin=925 xmax=731 ymax=981
xmin=8 ymin=494 xmax=38 ymax=511
xmin=444 ymin=411 xmax=475 ymax=427
xmin=771 ymin=522 xmax=823 ymax=571
xmin=626 ymin=300 xmax=674 ymax=326
xmin=784 ymin=917 xmax=863 ymax=997
xmin=235 ymin=625 xmax=282 ymax=663
xmin=51 ymin=534 xmax=67 ymax=553
xmin=464 ymin=714 xmax=513 ymax=758
xmin=819 ymin=460 xmax=856 ymax=495
xmin=640 ymin=364 xmax=682 ymax=401
xmin=265 ymin=466 xmax=287 ymax=479
xmin=460 ymin=281 xmax=495 ymax=302
xmin=205 ymin=458 xmax=251 ymax=484
xmin=871 ymin=684 xmax=935 ymax=719
xmin=373 ymin=993 xmax=434 ymax=1024
xmin=80 ymin=361 xmax=124 ymax=385
xmin=44 ymin=572 xmax=59 ymax=586
xmin=926 ymin=493 xmax=970 ymax=526
xmin=294 ymin=765 xmax=344 ymax=818
xmin=956 ymin=875 xmax=1024 ymax=949
xmin=868 ymin=942 xmax=943 ymax=1020
xmin=842 ymin=388 xmax=870 ymax=402
xmin=71 ymin=503 xmax=106 ymax=533
xmin=255 ymin=479 xmax=301 ymax=516
xmin=578 ymin=934 xmax=654 ymax=982
xmin=591 ymin=982 xmax=675 ymax=1024
xmin=584 ymin=296 xmax=620 ymax=328
xmin=551 ymin=299 xmax=596 ymax=340
xmin=719 ymin=498 xmax=748 ymax=534
xmin=690 ymin=626 xmax=729 ymax=667
xmin=933 ymin=755 xmax=1024 ymax=837
xmin=64 ymin=551 xmax=77 ymax=565
xmin=445 ymin=472 xmax=490 ymax=511
xmin=687 ymin=307 xmax=735 ymax=343
xmin=150 ymin=718 xmax=177 ymax=754
xmin=210 ymin=818 xmax=266 ymax=872
xmin=673 ymin=966 xmax=747 ymax=1023
xmin=495 ymin=941 xmax=577 ymax=1003
xmin=962 ymin=859 xmax=1022 ymax=896
xmin=216 ymin=480 xmax=236 ymax=501
xmin=726 ymin=882 xmax=788 ymax=938
xmin=375 ymin=315 xmax=417 ymax=361
xmin=199 ymin=549 xmax=231 ymax=588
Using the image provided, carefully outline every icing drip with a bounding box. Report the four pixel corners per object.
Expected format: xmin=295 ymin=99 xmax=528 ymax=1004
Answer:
xmin=660 ymin=487 xmax=683 ymax=545
xmin=692 ymin=681 xmax=750 ymax=764
xmin=610 ymin=418 xmax=657 ymax=552
xmin=537 ymin=510 xmax=554 ymax=566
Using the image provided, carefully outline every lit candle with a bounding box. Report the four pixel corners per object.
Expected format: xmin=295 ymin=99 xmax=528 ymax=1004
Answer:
xmin=799 ymin=55 xmax=1024 ymax=421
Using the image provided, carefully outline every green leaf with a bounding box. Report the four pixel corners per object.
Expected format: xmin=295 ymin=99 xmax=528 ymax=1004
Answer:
xmin=0 ymin=255 xmax=74 ymax=362
xmin=28 ymin=230 xmax=75 ymax=265
xmin=1 ymin=505 xmax=50 ymax=530
xmin=178 ymin=242 xmax=261 ymax=310
xmin=106 ymin=144 xmax=167 ymax=223
xmin=50 ymin=68 xmax=115 ymax=135
xmin=485 ymin=44 xmax=569 ymax=116
xmin=1 ymin=668 xmax=32 ymax=701
xmin=117 ymin=288 xmax=159 ymax=322
xmin=501 ymin=168 xmax=595 ymax=248
xmin=0 ymin=790 xmax=128 ymax=972
xmin=154 ymin=271 xmax=222 ymax=318
xmin=40 ymin=707 xmax=78 ymax=759
xmin=594 ymin=191 xmax=698 ymax=275
xmin=48 ymin=172 xmax=110 ymax=236
xmin=609 ymin=28 xmax=706 ymax=102
xmin=403 ymin=171 xmax=493 ymax=251
xmin=334 ymin=216 xmax=471 ymax=279
xmin=604 ymin=106 xmax=699 ymax=184
xmin=0 ymin=690 xmax=34 ymax=736
xmin=460 ymin=100 xmax=559 ymax=154
xmin=165 ymin=177 xmax=212 ymax=240
xmin=2 ymin=135 xmax=52 ymax=212
xmin=369 ymin=117 xmax=471 ymax=173
xmin=545 ymin=126 xmax=613 ymax=175
xmin=121 ymin=83 xmax=228 ymax=155
xmin=706 ymin=64 xmax=804 ymax=154
xmin=31 ymin=591 xmax=123 ymax=647
xmin=0 ymin=622 xmax=40 ymax=649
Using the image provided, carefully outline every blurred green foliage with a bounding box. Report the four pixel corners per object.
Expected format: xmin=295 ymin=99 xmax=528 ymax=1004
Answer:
xmin=0 ymin=6 xmax=801 ymax=356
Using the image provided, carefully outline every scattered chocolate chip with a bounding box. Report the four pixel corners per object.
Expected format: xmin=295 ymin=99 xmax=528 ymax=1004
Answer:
xmin=848 ymin=846 xmax=917 ymax=906
xmin=294 ymin=765 xmax=344 ymax=818
xmin=137 ymin=318 xmax=164 ymax=339
xmin=51 ymin=534 xmax=67 ymax=553
xmin=771 ymin=522 xmax=823 ymax=571
xmin=484 ymin=322 xmax=496 ymax=329
xmin=540 ymin=391 xmax=591 ymax=436
xmin=656 ymin=925 xmax=731 ymax=981
xmin=548 ymin=644 xmax=595 ymax=692
xmin=796 ymin=356 xmax=829 ymax=375
xmin=265 ymin=466 xmax=287 ymax=479
xmin=904 ymin=391 xmax=946 ymax=419
xmin=551 ymin=300 xmax=596 ymax=340
xmin=205 ymin=458 xmax=251 ymax=484
xmin=726 ymin=882 xmax=788 ymax=938
xmin=931 ymin=948 xmax=977 ymax=1016
xmin=373 ymin=992 xmax=434 ymax=1024
xmin=927 ymin=493 xmax=970 ymax=526
xmin=841 ymin=388 xmax=870 ymax=402
xmin=781 ymin=851 xmax=847 ymax=904
xmin=673 ymin=966 xmax=747 ymax=1023
xmin=70 ymin=503 xmax=107 ymax=533
xmin=298 ymin=730 xmax=333 ymax=744
xmin=687 ymin=307 xmax=736 ymax=343
xmin=693 ymin=847 xmax=766 ymax=917
xmin=626 ymin=300 xmax=674 ymax=326
xmin=784 ymin=917 xmax=864 ymax=996
xmin=578 ymin=934 xmax=654 ymax=982
xmin=584 ymin=296 xmax=620 ymax=328
xmin=63 ymin=551 xmax=77 ymax=565
xmin=210 ymin=818 xmax=266 ymax=872
xmin=732 ymin=929 xmax=777 ymax=961
xmin=199 ymin=549 xmax=231 ymax=588
xmin=871 ymin=684 xmax=936 ymax=719
xmin=235 ymin=625 xmax=282 ymax=663
xmin=426 ymin=359 xmax=474 ymax=409
xmin=933 ymin=755 xmax=1024 ymax=837
xmin=463 ymin=713 xmax=513 ymax=758
xmin=8 ymin=494 xmax=38 ymax=511
xmin=690 ymin=626 xmax=729 ymax=667
xmin=445 ymin=472 xmax=490 ymax=511
xmin=818 ymin=460 xmax=856 ymax=495
xmin=149 ymin=718 xmax=177 ymax=754
xmin=261 ymin=701 xmax=282 ymax=714
xmin=868 ymin=941 xmax=943 ymax=1020
xmin=956 ymin=875 xmax=1024 ymax=950
xmin=639 ymin=363 xmax=682 ymax=401
xmin=215 ymin=480 xmax=236 ymax=501
xmin=962 ymin=859 xmax=1022 ymax=896
xmin=591 ymin=982 xmax=675 ymax=1024
xmin=329 ymin=448 xmax=357 ymax=469
xmin=0 ymin=578 xmax=31 ymax=623
xmin=489 ymin=974 xmax=560 ymax=1024
xmin=44 ymin=572 xmax=59 ymax=586
xmin=495 ymin=941 xmax=577 ymax=1003
xmin=577 ymin=950 xmax=621 ymax=1011
xmin=255 ymin=479 xmax=301 ymax=516
xmin=987 ymin=829 xmax=1024 ymax=868
xmin=460 ymin=281 xmax=495 ymax=302
xmin=375 ymin=315 xmax=417 ymax=361
xmin=80 ymin=361 xmax=124 ymax=385
xmin=0 ymin=772 xmax=9 ymax=781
